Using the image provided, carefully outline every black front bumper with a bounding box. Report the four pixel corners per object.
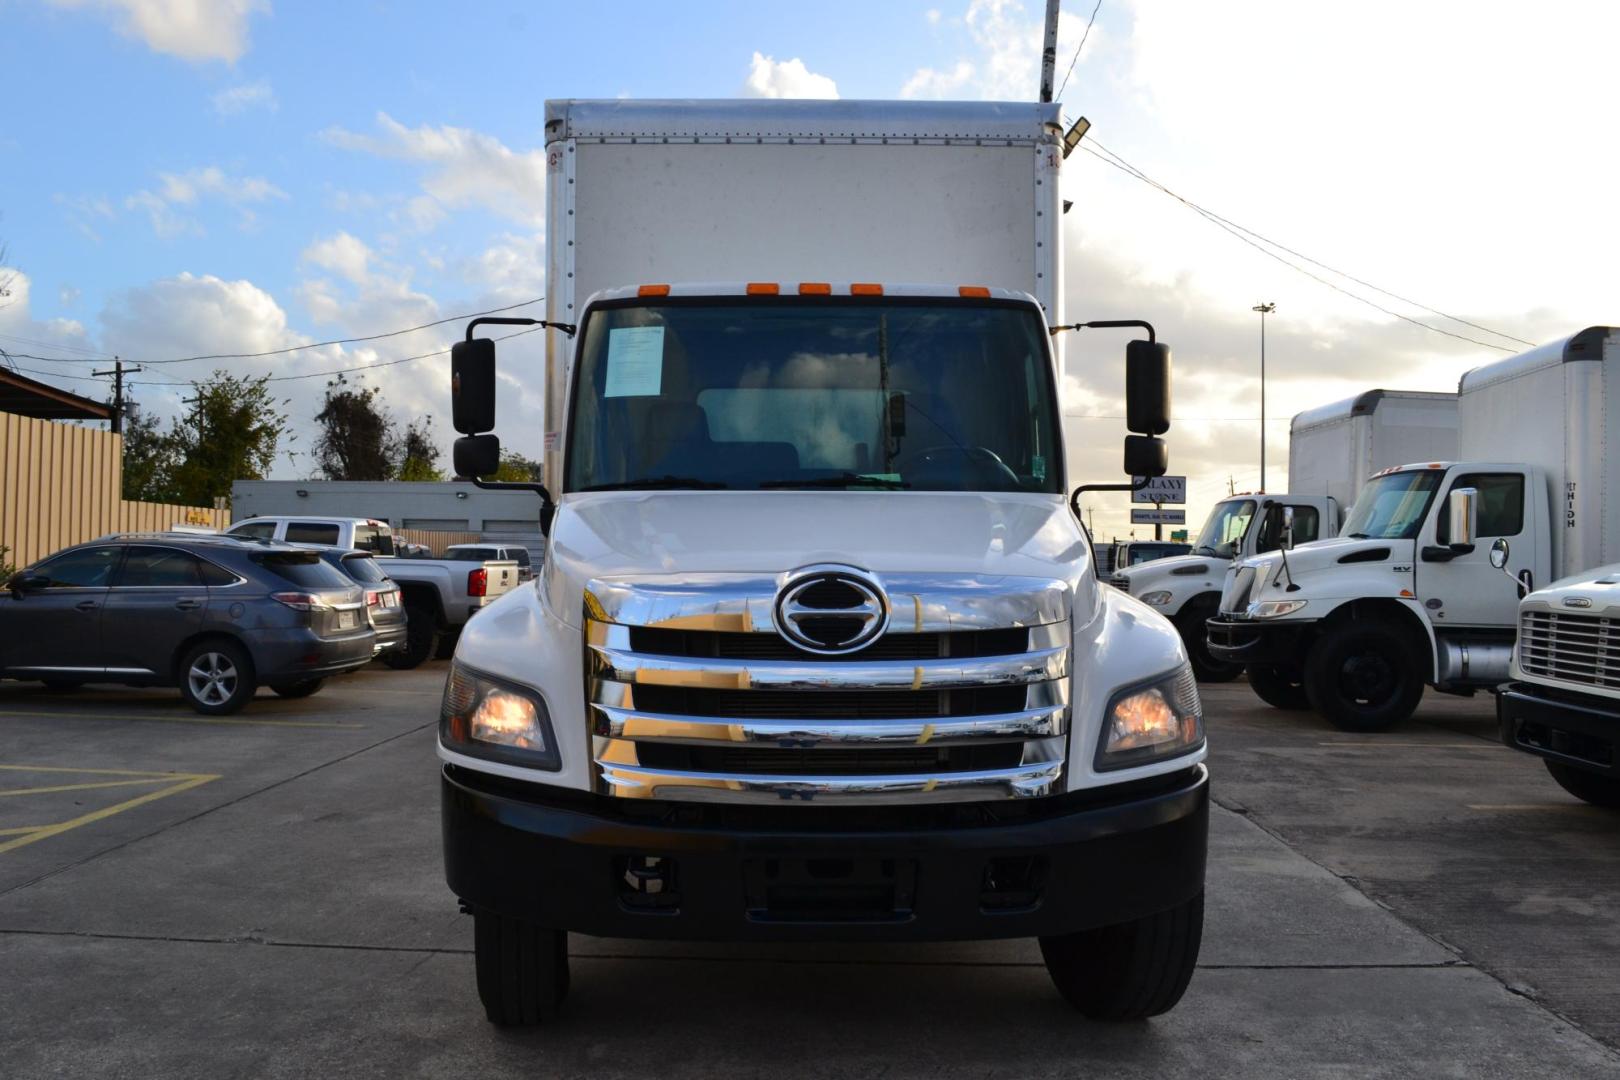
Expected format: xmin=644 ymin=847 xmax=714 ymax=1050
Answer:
xmin=1205 ymin=615 xmax=1310 ymax=667
xmin=442 ymin=763 xmax=1208 ymax=943
xmin=1498 ymin=682 xmax=1619 ymax=777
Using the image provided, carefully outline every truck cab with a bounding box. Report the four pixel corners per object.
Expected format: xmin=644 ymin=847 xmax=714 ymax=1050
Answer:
xmin=1112 ymin=492 xmax=1339 ymax=680
xmin=1207 ymin=461 xmax=1544 ymax=728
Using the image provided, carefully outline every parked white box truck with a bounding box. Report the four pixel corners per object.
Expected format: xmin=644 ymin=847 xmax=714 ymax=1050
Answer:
xmin=1111 ymin=389 xmax=1457 ymax=687
xmin=437 ymin=100 xmax=1207 ymax=1027
xmin=1208 ymin=327 xmax=1619 ymax=731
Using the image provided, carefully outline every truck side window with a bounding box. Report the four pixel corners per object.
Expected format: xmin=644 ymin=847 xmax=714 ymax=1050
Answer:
xmin=229 ymin=521 xmax=277 ymax=540
xmin=1256 ymin=505 xmax=1318 ymax=553
xmin=1438 ymin=473 xmax=1525 ymax=542
xmin=285 ymin=523 xmax=342 ymax=545
xmin=1287 ymin=506 xmax=1320 ymax=545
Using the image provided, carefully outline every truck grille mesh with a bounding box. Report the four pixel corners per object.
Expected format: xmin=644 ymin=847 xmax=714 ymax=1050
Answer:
xmin=1519 ymin=611 xmax=1619 ymax=689
xmin=628 ymin=626 xmax=1029 ymax=662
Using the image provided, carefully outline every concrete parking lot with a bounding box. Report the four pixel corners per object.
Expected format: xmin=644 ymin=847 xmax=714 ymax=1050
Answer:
xmin=1 ymin=666 xmax=1616 ymax=1078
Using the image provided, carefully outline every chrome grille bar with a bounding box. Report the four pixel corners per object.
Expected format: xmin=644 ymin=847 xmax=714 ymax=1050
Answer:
xmin=586 ymin=643 xmax=1068 ymax=691
xmin=591 ymin=702 xmax=1068 ymax=746
xmin=1519 ymin=610 xmax=1618 ymax=689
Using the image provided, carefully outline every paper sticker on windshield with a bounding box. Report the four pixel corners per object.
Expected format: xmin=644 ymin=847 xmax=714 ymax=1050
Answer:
xmin=604 ymin=326 xmax=664 ymax=397
xmin=1032 ymin=455 xmax=1047 ymax=482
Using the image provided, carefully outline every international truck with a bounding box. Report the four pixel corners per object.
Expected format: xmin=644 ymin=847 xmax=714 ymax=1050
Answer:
xmin=436 ymin=99 xmax=1208 ymax=1028
xmin=1112 ymin=389 xmax=1457 ymax=686
xmin=1207 ymin=327 xmax=1620 ymax=731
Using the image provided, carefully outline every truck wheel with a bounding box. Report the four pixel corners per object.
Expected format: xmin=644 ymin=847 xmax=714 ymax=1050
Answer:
xmin=384 ymin=602 xmax=438 ymax=670
xmin=269 ymin=678 xmax=325 ymax=699
xmin=1302 ymin=620 xmax=1424 ymax=732
xmin=1040 ymin=891 xmax=1203 ymax=1021
xmin=434 ymin=626 xmax=461 ymax=661
xmin=1544 ymin=761 xmax=1620 ymax=808
xmin=1246 ymin=664 xmax=1310 ymax=710
xmin=1179 ymin=602 xmax=1240 ymax=682
xmin=473 ymin=911 xmax=569 ymax=1027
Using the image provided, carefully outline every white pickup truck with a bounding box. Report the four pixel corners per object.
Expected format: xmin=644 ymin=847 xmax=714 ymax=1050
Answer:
xmin=224 ymin=516 xmax=520 ymax=667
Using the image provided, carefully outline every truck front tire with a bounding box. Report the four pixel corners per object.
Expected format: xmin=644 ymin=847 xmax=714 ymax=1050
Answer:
xmin=1302 ymin=620 xmax=1424 ymax=732
xmin=473 ymin=911 xmax=569 ymax=1027
xmin=1246 ymin=664 xmax=1311 ymax=710
xmin=1544 ymin=761 xmax=1620 ymax=808
xmin=1039 ymin=891 xmax=1203 ymax=1021
xmin=1179 ymin=601 xmax=1241 ymax=682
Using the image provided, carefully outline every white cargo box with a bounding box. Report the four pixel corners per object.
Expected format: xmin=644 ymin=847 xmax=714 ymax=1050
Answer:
xmin=1288 ymin=389 xmax=1460 ymax=508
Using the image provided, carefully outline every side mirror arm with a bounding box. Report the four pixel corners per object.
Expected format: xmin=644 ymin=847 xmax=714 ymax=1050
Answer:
xmin=468 ymin=476 xmax=557 ymax=536
xmin=465 ymin=315 xmax=576 ymax=340
xmin=1071 ymin=477 xmax=1151 ymax=520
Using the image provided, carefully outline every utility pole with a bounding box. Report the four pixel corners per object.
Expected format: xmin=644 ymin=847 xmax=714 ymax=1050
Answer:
xmin=1252 ymin=303 xmax=1275 ymax=490
xmin=1039 ymin=0 xmax=1061 ymax=102
xmin=92 ymin=356 xmax=143 ymax=435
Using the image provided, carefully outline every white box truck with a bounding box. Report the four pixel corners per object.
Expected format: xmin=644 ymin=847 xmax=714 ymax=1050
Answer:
xmin=1208 ymin=327 xmax=1619 ymax=730
xmin=437 ymin=99 xmax=1208 ymax=1027
xmin=1111 ymin=389 xmax=1457 ymax=687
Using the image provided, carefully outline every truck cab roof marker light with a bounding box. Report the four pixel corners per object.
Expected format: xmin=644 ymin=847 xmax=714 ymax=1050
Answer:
xmin=851 ymin=283 xmax=884 ymax=296
xmin=798 ymin=282 xmax=831 ymax=295
xmin=638 ymin=284 xmax=671 ymax=297
xmin=746 ymin=282 xmax=779 ymax=295
xmin=959 ymin=286 xmax=991 ymax=297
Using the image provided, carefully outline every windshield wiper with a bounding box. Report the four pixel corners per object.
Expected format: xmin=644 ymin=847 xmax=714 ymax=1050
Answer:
xmin=759 ymin=473 xmax=910 ymax=490
xmin=579 ymin=476 xmax=730 ymax=492
xmin=1346 ymin=532 xmax=1371 ymax=539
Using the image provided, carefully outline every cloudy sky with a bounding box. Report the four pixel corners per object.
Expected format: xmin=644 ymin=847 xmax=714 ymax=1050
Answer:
xmin=3 ymin=0 xmax=1615 ymax=540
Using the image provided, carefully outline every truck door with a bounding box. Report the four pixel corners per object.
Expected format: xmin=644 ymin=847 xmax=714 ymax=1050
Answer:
xmin=1417 ymin=470 xmax=1533 ymax=628
xmin=100 ymin=545 xmax=211 ymax=677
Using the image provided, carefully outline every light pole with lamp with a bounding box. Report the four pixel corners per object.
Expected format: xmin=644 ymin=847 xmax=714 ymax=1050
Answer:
xmin=1252 ymin=302 xmax=1275 ymax=490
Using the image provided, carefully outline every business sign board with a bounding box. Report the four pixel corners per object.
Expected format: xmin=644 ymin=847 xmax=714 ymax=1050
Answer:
xmin=1132 ymin=475 xmax=1187 ymax=504
xmin=1131 ymin=509 xmax=1187 ymax=525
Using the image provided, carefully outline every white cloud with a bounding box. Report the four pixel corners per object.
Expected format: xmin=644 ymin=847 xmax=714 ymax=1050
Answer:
xmin=0 ymin=269 xmax=99 ymax=359
xmin=51 ymin=0 xmax=269 ymax=63
xmin=212 ymin=79 xmax=277 ymax=115
xmin=124 ymin=189 xmax=199 ymax=239
xmin=321 ymin=113 xmax=547 ymax=227
xmin=464 ymin=232 xmax=547 ymax=303
xmin=900 ymin=0 xmax=1097 ymax=101
xmin=900 ymin=60 xmax=975 ymax=100
xmin=302 ymin=232 xmax=373 ymax=287
xmin=742 ymin=51 xmax=839 ymax=99
xmin=158 ymin=166 xmax=285 ymax=205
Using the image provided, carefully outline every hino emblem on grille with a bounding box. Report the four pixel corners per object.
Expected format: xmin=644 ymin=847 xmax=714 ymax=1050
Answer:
xmin=773 ymin=565 xmax=890 ymax=655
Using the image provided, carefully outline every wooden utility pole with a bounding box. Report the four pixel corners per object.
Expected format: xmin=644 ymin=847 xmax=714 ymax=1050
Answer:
xmin=92 ymin=356 xmax=142 ymax=435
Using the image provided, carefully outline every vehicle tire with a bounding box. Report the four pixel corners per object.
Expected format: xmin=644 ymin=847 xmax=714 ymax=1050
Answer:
xmin=473 ymin=910 xmax=569 ymax=1027
xmin=1302 ymin=619 xmax=1425 ymax=732
xmin=269 ymin=678 xmax=325 ymax=699
xmin=1178 ymin=601 xmax=1241 ymax=683
xmin=1544 ymin=760 xmax=1620 ymax=808
xmin=178 ymin=640 xmax=255 ymax=715
xmin=384 ymin=602 xmax=438 ymax=670
xmin=1040 ymin=891 xmax=1204 ymax=1021
xmin=40 ymin=679 xmax=82 ymax=692
xmin=1246 ymin=664 xmax=1311 ymax=710
xmin=434 ymin=626 xmax=461 ymax=661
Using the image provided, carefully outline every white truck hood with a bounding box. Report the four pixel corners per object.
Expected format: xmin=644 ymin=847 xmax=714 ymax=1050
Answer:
xmin=1527 ymin=563 xmax=1620 ymax=617
xmin=1115 ymin=553 xmax=1225 ymax=590
xmin=541 ymin=490 xmax=1093 ymax=629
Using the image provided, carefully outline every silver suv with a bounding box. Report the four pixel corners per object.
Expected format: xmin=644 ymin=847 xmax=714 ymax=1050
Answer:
xmin=0 ymin=533 xmax=375 ymax=713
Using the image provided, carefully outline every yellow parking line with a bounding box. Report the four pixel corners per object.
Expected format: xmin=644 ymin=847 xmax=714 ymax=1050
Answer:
xmin=0 ymin=826 xmax=46 ymax=836
xmin=0 ymin=710 xmax=362 ymax=730
xmin=0 ymin=778 xmax=175 ymax=797
xmin=0 ymin=763 xmax=189 ymax=776
xmin=0 ymin=772 xmax=218 ymax=855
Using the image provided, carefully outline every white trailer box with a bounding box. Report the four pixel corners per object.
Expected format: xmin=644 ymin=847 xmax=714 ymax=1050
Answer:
xmin=541 ymin=99 xmax=1064 ymax=494
xmin=1458 ymin=326 xmax=1620 ymax=581
xmin=1288 ymin=389 xmax=1460 ymax=508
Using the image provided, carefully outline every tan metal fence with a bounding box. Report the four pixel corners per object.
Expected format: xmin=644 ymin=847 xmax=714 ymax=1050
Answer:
xmin=394 ymin=527 xmax=483 ymax=556
xmin=0 ymin=412 xmax=231 ymax=570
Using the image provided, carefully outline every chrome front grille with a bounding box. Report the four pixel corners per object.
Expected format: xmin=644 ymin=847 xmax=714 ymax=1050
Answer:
xmin=1520 ymin=609 xmax=1619 ymax=689
xmin=1219 ymin=565 xmax=1256 ymax=615
xmin=584 ymin=572 xmax=1072 ymax=805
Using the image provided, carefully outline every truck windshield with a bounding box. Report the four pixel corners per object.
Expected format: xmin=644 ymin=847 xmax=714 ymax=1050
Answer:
xmin=565 ymin=299 xmax=1062 ymax=494
xmin=1192 ymin=499 xmax=1256 ymax=558
xmin=1341 ymin=470 xmax=1443 ymax=540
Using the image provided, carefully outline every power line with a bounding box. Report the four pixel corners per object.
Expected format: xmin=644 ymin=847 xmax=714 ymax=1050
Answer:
xmin=1078 ymin=139 xmax=1529 ymax=353
xmin=1055 ymin=0 xmax=1103 ymax=101
xmin=14 ymin=295 xmax=546 ymax=367
xmin=0 ymin=331 xmax=110 ymax=358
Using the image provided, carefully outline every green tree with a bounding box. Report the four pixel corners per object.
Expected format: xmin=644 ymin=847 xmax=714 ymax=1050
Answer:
xmin=313 ymin=374 xmax=396 ymax=481
xmin=119 ymin=405 xmax=178 ymax=502
xmin=167 ymin=372 xmax=291 ymax=505
xmin=396 ymin=416 xmax=444 ymax=481
xmin=492 ymin=450 xmax=543 ymax=482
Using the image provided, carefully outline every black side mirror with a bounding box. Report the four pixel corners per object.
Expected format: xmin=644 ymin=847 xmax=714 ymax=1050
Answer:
xmin=452 ymin=338 xmax=497 ymax=435
xmin=1125 ymin=340 xmax=1171 ymax=435
xmin=1280 ymin=505 xmax=1296 ymax=551
xmin=454 ymin=434 xmax=501 ymax=479
xmin=1123 ymin=434 xmax=1168 ymax=478
xmin=8 ymin=572 xmax=48 ymax=595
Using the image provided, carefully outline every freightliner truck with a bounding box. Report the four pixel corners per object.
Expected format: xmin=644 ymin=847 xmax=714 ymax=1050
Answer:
xmin=1208 ymin=327 xmax=1619 ymax=731
xmin=436 ymin=100 xmax=1208 ymax=1027
xmin=1111 ymin=389 xmax=1457 ymax=688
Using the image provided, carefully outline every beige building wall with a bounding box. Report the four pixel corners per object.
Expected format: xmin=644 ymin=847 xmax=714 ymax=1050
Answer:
xmin=0 ymin=412 xmax=230 ymax=570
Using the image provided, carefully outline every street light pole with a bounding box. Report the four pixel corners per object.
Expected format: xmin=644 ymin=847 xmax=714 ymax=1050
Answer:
xmin=1252 ymin=302 xmax=1275 ymax=490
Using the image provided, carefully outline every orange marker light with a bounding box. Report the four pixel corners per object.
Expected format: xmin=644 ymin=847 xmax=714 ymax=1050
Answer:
xmin=958 ymin=286 xmax=991 ymax=298
xmin=798 ymin=282 xmax=832 ymax=295
xmin=638 ymin=284 xmax=670 ymax=297
xmin=746 ymin=282 xmax=780 ymax=295
xmin=851 ymin=283 xmax=884 ymax=296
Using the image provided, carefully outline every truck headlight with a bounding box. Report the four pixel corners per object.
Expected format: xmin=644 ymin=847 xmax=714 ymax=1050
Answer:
xmin=440 ymin=663 xmax=560 ymax=770
xmin=1247 ymin=599 xmax=1308 ymax=619
xmin=1139 ymin=590 xmax=1173 ymax=607
xmin=1096 ymin=666 xmax=1203 ymax=771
